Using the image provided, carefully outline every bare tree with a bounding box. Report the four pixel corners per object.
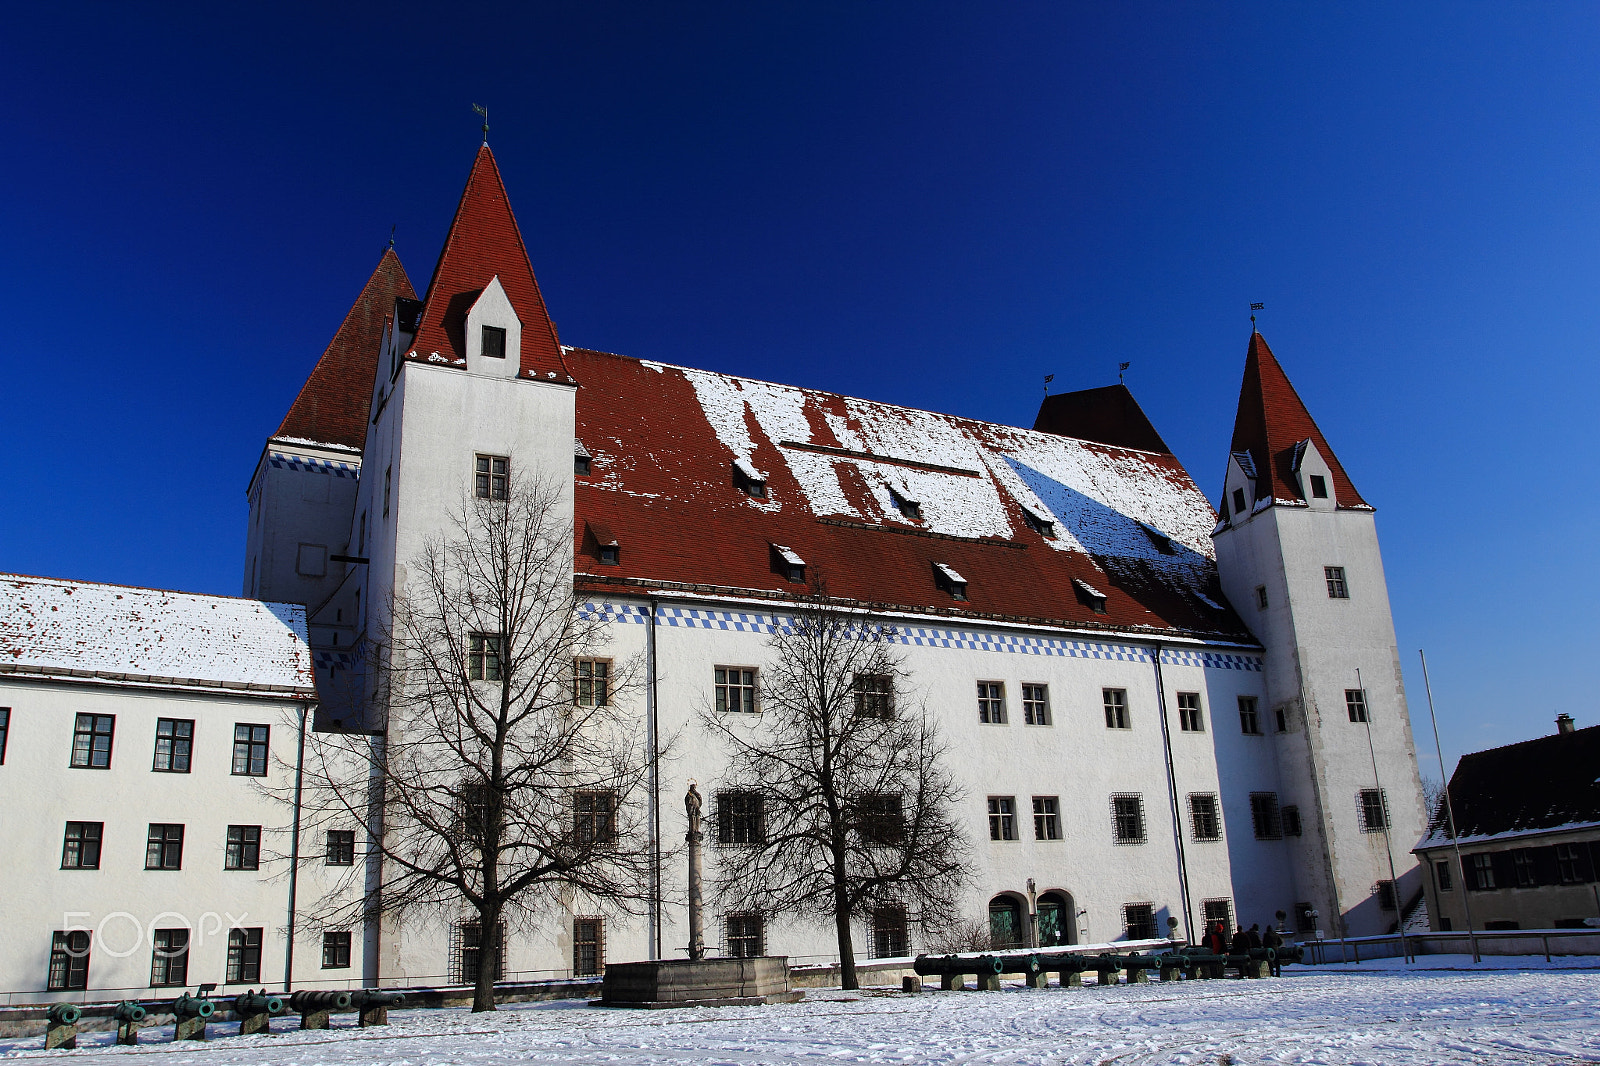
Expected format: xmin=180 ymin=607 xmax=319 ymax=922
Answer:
xmin=701 ymin=588 xmax=968 ymax=989
xmin=302 ymin=476 xmax=651 ymax=1011
xmin=1421 ymin=773 xmax=1450 ymax=834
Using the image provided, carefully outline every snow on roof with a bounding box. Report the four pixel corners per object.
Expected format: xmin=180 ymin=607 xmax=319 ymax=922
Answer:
xmin=733 ymin=457 xmax=767 ymax=483
xmin=574 ymin=438 xmax=591 ymax=458
xmin=1073 ymin=577 xmax=1107 ymax=600
xmin=934 ymin=563 xmax=967 ymax=585
xmin=0 ymin=574 xmax=315 ymax=695
xmin=772 ymin=544 xmax=806 ymax=567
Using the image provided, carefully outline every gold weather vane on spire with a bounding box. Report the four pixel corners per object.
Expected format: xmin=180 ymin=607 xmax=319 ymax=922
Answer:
xmin=472 ymin=103 xmax=489 ymax=144
xmin=1250 ymin=302 xmax=1265 ymax=332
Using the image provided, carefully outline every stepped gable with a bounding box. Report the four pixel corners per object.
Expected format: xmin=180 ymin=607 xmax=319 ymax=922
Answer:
xmin=408 ymin=145 xmax=570 ymax=381
xmin=1034 ymin=384 xmax=1172 ymax=454
xmin=1432 ymin=724 xmax=1600 ymax=844
xmin=568 ymin=347 xmax=1249 ymax=641
xmin=276 ymin=249 xmax=414 ymax=451
xmin=1227 ymin=332 xmax=1369 ymax=509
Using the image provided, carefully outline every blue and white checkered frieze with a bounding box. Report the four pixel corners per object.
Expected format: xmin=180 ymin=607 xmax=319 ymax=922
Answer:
xmin=269 ymin=452 xmax=360 ymax=479
xmin=578 ymin=601 xmax=1263 ymax=671
xmin=315 ymin=650 xmax=360 ymax=674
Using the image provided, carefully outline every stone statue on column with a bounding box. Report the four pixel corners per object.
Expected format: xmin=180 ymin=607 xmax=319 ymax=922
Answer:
xmin=685 ymin=782 xmax=706 ymax=960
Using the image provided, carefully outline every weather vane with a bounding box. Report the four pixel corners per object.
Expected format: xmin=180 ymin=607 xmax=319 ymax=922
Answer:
xmin=472 ymin=103 xmax=489 ymax=144
xmin=1043 ymin=373 xmax=1054 ymax=398
xmin=1250 ymin=302 xmax=1265 ymax=332
xmin=1118 ymin=361 xmax=1130 ymax=385
xmin=388 ymin=224 xmax=396 ymax=250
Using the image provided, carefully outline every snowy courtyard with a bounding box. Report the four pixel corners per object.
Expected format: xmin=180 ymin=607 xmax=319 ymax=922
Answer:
xmin=6 ymin=958 xmax=1599 ymax=1066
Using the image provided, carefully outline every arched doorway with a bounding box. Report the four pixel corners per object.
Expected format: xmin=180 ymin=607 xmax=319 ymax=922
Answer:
xmin=1037 ymin=891 xmax=1075 ymax=946
xmin=988 ymin=894 xmax=1024 ymax=950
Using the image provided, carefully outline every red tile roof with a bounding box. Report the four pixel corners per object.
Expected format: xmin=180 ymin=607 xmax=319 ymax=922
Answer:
xmin=1226 ymin=332 xmax=1369 ymax=509
xmin=1034 ymin=384 xmax=1172 ymax=454
xmin=408 ymin=145 xmax=570 ymax=381
xmin=275 ymin=249 xmax=414 ymax=451
xmin=570 ymin=348 xmax=1250 ymax=641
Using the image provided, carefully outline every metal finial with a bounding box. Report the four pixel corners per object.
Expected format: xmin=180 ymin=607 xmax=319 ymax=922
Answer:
xmin=388 ymin=224 xmax=395 ymax=250
xmin=1250 ymin=302 xmax=1265 ymax=333
xmin=472 ymin=103 xmax=489 ymax=144
xmin=1118 ymin=361 xmax=1130 ymax=385
xmin=1043 ymin=373 xmax=1054 ymax=398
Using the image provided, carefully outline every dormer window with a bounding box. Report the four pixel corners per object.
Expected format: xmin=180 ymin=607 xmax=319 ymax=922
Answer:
xmin=1073 ymin=577 xmax=1108 ymax=615
xmin=1140 ymin=523 xmax=1175 ymax=554
xmin=588 ymin=522 xmax=620 ymax=566
xmin=733 ymin=458 xmax=767 ymax=499
xmin=933 ymin=562 xmax=967 ymax=601
xmin=481 ymin=325 xmax=507 ymax=360
xmin=1309 ymin=474 xmax=1328 ymax=499
xmin=1021 ymin=504 xmax=1055 ymax=538
xmin=1232 ymin=488 xmax=1247 ymax=515
xmin=574 ymin=439 xmax=592 ymax=477
xmin=891 ymin=490 xmax=922 ymax=522
xmin=771 ymin=544 xmax=806 ymax=585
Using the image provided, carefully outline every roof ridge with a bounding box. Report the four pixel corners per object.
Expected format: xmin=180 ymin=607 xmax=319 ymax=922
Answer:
xmin=0 ymin=571 xmax=303 ymax=610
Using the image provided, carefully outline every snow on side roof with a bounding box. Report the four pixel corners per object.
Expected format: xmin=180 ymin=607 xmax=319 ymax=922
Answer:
xmin=1073 ymin=577 xmax=1107 ymax=600
xmin=935 ymin=563 xmax=967 ymax=585
xmin=0 ymin=574 xmax=314 ymax=694
xmin=772 ymin=544 xmax=805 ymax=567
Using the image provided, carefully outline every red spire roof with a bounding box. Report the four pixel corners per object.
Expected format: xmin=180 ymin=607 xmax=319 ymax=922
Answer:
xmin=276 ymin=248 xmax=414 ymax=451
xmin=1227 ymin=332 xmax=1368 ymax=508
xmin=409 ymin=145 xmax=570 ymax=380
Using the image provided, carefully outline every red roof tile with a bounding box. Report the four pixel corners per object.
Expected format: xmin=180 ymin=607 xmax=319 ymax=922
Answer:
xmin=276 ymin=249 xmax=414 ymax=451
xmin=1034 ymin=384 xmax=1172 ymax=454
xmin=408 ymin=146 xmax=570 ymax=381
xmin=1226 ymin=332 xmax=1369 ymax=509
xmin=570 ymin=349 xmax=1250 ymax=641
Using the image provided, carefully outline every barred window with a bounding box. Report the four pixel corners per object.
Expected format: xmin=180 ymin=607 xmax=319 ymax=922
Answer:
xmin=322 ymin=931 xmax=352 ymax=969
xmin=62 ymin=821 xmax=103 ymax=869
xmin=469 ymin=634 xmax=503 ymax=682
xmin=1104 ymin=689 xmax=1130 ymax=729
xmin=1189 ymin=794 xmax=1221 ymax=842
xmin=1112 ymin=794 xmax=1146 ymax=844
xmin=574 ymin=659 xmax=610 ymax=707
xmin=226 ymin=928 xmax=262 ymax=983
xmin=153 ymin=718 xmax=193 ymax=772
xmin=1238 ymin=696 xmax=1262 ymax=735
xmin=71 ymin=714 xmax=115 ymax=769
xmin=225 ymin=825 xmax=261 ymax=870
xmin=150 ymin=928 xmax=190 ymax=987
xmin=1177 ymin=691 xmax=1204 ymax=732
xmin=854 ymin=673 xmax=894 ymax=718
xmin=1358 ymin=788 xmax=1389 ymax=833
xmin=1346 ymin=689 xmax=1369 ymax=723
xmin=232 ymin=723 xmax=269 ymax=776
xmin=726 ymin=913 xmax=764 ymax=958
xmin=573 ymin=917 xmax=605 ymax=976
xmin=1250 ymin=792 xmax=1283 ymax=840
xmin=1021 ymin=683 xmax=1051 ymax=726
xmin=715 ymin=667 xmax=758 ymax=713
xmin=1033 ymin=796 xmax=1061 ymax=840
xmin=716 ymin=791 xmax=765 ymax=845
xmin=1123 ymin=902 xmax=1157 ymax=940
xmin=977 ymin=682 xmax=1006 ymax=724
xmin=1202 ymin=898 xmax=1233 ymax=931
xmin=474 ymin=454 xmax=509 ymax=500
xmin=327 ymin=830 xmax=356 ymax=866
xmin=857 ymin=793 xmax=905 ymax=845
xmin=872 ymin=906 xmax=909 ymax=958
xmin=988 ymin=796 xmax=1017 ymax=841
xmin=453 ymin=921 xmax=504 ymax=984
xmin=575 ymin=790 xmax=618 ymax=846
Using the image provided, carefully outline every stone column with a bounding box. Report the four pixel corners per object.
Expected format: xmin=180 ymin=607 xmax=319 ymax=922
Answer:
xmin=686 ymin=783 xmax=706 ymax=960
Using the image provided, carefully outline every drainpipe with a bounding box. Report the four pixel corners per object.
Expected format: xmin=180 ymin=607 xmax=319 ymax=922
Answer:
xmin=284 ymin=703 xmax=310 ymax=991
xmin=647 ymin=597 xmax=662 ymax=960
xmin=1150 ymin=643 xmax=1195 ymax=942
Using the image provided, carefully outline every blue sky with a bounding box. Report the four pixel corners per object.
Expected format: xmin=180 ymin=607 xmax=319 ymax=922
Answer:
xmin=2 ymin=3 xmax=1595 ymax=771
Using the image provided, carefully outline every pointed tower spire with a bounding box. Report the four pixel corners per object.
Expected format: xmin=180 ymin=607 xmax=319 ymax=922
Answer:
xmin=1226 ymin=332 xmax=1369 ymax=509
xmin=276 ymin=247 xmax=415 ymax=451
xmin=406 ymin=145 xmax=570 ymax=381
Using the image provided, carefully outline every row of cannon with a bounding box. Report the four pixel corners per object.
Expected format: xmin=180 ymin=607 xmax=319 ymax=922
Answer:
xmin=910 ymin=944 xmax=1307 ymax=991
xmin=41 ymin=988 xmax=406 ymax=1049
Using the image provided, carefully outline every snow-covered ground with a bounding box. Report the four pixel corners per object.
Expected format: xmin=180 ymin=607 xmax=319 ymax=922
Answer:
xmin=8 ymin=959 xmax=1599 ymax=1065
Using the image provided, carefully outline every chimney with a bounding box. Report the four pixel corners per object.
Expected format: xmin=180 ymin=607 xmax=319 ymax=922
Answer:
xmin=1556 ymin=713 xmax=1576 ymax=735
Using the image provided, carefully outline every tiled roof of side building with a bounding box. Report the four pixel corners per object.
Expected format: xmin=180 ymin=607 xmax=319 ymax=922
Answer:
xmin=275 ymin=248 xmax=415 ymax=452
xmin=1425 ymin=724 xmax=1600 ymax=846
xmin=568 ymin=347 xmax=1252 ymax=641
xmin=1226 ymin=332 xmax=1370 ymax=509
xmin=407 ymin=145 xmax=570 ymax=382
xmin=0 ymin=573 xmax=315 ymax=694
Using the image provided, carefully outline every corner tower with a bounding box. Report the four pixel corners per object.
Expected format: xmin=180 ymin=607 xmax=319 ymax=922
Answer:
xmin=1213 ymin=331 xmax=1427 ymax=938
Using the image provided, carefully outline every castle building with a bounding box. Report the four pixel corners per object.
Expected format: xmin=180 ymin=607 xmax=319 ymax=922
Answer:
xmin=233 ymin=144 xmax=1428 ymax=986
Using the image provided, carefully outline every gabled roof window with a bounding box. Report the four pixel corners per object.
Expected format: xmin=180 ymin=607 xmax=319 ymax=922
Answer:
xmin=933 ymin=562 xmax=967 ymax=601
xmin=890 ymin=489 xmax=922 ymax=521
xmin=1232 ymin=488 xmax=1248 ymax=515
xmin=1073 ymin=577 xmax=1108 ymax=614
xmin=575 ymin=439 xmax=592 ymax=477
xmin=1231 ymin=451 xmax=1257 ymax=478
xmin=771 ymin=544 xmax=806 ymax=585
xmin=1139 ymin=523 xmax=1175 ymax=554
xmin=1309 ymin=474 xmax=1328 ymax=499
xmin=1021 ymin=503 xmax=1056 ymax=539
xmin=733 ymin=458 xmax=767 ymax=499
xmin=587 ymin=522 xmax=620 ymax=566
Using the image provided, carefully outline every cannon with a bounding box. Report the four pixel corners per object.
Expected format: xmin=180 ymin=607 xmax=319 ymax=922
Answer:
xmin=1036 ymin=951 xmax=1090 ymax=987
xmin=231 ymin=990 xmax=285 ymax=1035
xmin=1154 ymin=952 xmax=1194 ymax=982
xmin=1088 ymin=952 xmax=1123 ymax=985
xmin=1177 ymin=946 xmax=1225 ymax=979
xmin=1119 ymin=952 xmax=1163 ymax=984
xmin=1276 ymin=944 xmax=1305 ymax=965
xmin=350 ymin=989 xmax=405 ymax=1027
xmin=289 ymin=989 xmax=353 ymax=1030
xmin=113 ymin=1001 xmax=147 ymax=1046
xmin=43 ymin=1003 xmax=80 ymax=1051
xmin=171 ymin=992 xmax=215 ymax=1041
xmin=913 ymin=953 xmax=1006 ymax=991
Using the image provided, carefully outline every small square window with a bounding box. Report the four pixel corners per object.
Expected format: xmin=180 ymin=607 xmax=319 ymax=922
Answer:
xmin=71 ymin=714 xmax=115 ymax=769
xmin=62 ymin=821 xmax=103 ymax=869
xmin=226 ymin=825 xmax=261 ymax=870
xmin=1032 ymin=796 xmax=1061 ymax=840
xmin=1123 ymin=902 xmax=1158 ymax=940
xmin=1202 ymin=898 xmax=1234 ymax=931
xmin=726 ymin=913 xmax=765 ymax=958
xmin=1250 ymin=792 xmax=1283 ymax=839
xmin=146 ymin=823 xmax=184 ymax=870
xmin=1375 ymin=879 xmax=1399 ymax=910
xmin=934 ymin=562 xmax=967 ymax=601
xmin=857 ymin=793 xmax=905 ymax=845
xmin=322 ymin=931 xmax=352 ymax=969
xmin=1021 ymin=683 xmax=1050 ymax=726
xmin=1556 ymin=844 xmax=1587 ymax=884
xmin=1309 ymin=474 xmax=1328 ymax=499
xmin=1022 ymin=508 xmax=1055 ymax=538
xmin=232 ymin=723 xmax=270 ymax=776
xmin=474 ymin=454 xmax=509 ymax=500
xmin=481 ymin=325 xmax=506 ymax=359
xmin=1232 ymin=488 xmax=1248 ymax=514
xmin=574 ymin=790 xmax=618 ymax=846
xmin=153 ymin=718 xmax=193 ymax=773
xmin=575 ymin=454 xmax=592 ymax=476
xmin=1189 ymin=794 xmax=1221 ymax=841
xmin=1238 ymin=696 xmax=1262 ymax=735
xmin=1177 ymin=692 xmax=1204 ymax=732
xmin=854 ymin=673 xmax=894 ymax=718
xmin=717 ymin=791 xmax=765 ymax=845
xmin=575 ymin=658 xmax=611 ymax=707
xmin=1111 ymin=793 xmax=1146 ymax=844
xmin=1325 ymin=566 xmax=1349 ymax=599
xmin=326 ymin=829 xmax=356 ymax=866
xmin=469 ymin=633 xmax=504 ymax=682
xmin=977 ymin=681 xmax=1007 ymax=724
xmin=988 ymin=796 xmax=1017 ymax=841
xmin=599 ymin=545 xmax=619 ymax=565
xmin=1282 ymin=805 xmax=1303 ymax=837
xmin=1103 ymin=689 xmax=1130 ymax=730
xmin=1254 ymin=585 xmax=1268 ymax=610
xmin=891 ymin=490 xmax=921 ymax=521
xmin=1346 ymin=689 xmax=1369 ymax=723
xmin=715 ymin=667 xmax=758 ymax=713
xmin=1358 ymin=788 xmax=1390 ymax=833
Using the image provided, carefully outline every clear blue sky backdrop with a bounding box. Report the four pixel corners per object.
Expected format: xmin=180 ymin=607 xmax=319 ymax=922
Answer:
xmin=2 ymin=3 xmax=1595 ymax=772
